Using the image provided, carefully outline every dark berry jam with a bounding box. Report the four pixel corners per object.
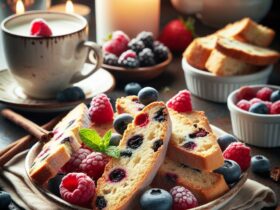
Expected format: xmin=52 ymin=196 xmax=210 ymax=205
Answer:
xmin=96 ymin=196 xmax=107 ymax=209
xmin=134 ymin=113 xmax=149 ymax=127
xmin=120 ymin=149 xmax=133 ymax=157
xmin=153 ymin=108 xmax=167 ymax=122
xmin=166 ymin=172 xmax=178 ymax=183
xmin=182 ymin=141 xmax=197 ymax=150
xmin=127 ymin=135 xmax=143 ymax=149
xmin=152 ymin=139 xmax=163 ymax=152
xmin=109 ymin=168 xmax=126 ymax=182
xmin=189 ymin=128 xmax=208 ymax=139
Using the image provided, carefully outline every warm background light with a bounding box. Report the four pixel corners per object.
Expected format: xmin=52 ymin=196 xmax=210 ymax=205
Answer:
xmin=65 ymin=0 xmax=74 ymax=13
xmin=16 ymin=0 xmax=25 ymax=14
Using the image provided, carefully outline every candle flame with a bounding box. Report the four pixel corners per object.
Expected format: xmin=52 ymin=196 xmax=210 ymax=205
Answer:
xmin=65 ymin=0 xmax=74 ymax=13
xmin=16 ymin=0 xmax=25 ymax=14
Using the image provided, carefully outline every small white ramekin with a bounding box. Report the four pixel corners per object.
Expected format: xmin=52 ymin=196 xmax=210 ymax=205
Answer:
xmin=182 ymin=58 xmax=273 ymax=103
xmin=227 ymin=85 xmax=280 ymax=147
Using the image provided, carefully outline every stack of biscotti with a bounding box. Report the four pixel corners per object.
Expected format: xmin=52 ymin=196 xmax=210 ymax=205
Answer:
xmin=94 ymin=102 xmax=172 ymax=209
xmin=184 ymin=17 xmax=280 ymax=76
xmin=29 ymin=103 xmax=90 ymax=185
xmin=115 ymin=96 xmax=228 ymax=204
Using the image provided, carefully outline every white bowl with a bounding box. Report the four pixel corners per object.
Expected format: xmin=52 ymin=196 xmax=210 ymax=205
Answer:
xmin=182 ymin=58 xmax=273 ymax=103
xmin=227 ymin=85 xmax=280 ymax=147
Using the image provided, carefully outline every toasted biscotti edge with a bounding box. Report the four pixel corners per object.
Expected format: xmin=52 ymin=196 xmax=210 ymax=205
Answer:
xmin=205 ymin=49 xmax=255 ymax=76
xmin=94 ymin=102 xmax=172 ymax=210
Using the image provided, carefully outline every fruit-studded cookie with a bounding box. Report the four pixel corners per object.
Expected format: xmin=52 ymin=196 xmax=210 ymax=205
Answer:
xmin=94 ymin=102 xmax=172 ymax=210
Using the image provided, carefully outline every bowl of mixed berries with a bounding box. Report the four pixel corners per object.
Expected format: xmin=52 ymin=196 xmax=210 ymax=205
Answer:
xmin=102 ymin=31 xmax=172 ymax=81
xmin=227 ymin=85 xmax=280 ymax=147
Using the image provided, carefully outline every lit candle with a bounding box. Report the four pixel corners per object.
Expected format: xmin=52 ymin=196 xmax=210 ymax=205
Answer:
xmin=49 ymin=0 xmax=90 ymax=20
xmin=16 ymin=0 xmax=25 ymax=14
xmin=95 ymin=0 xmax=160 ymax=44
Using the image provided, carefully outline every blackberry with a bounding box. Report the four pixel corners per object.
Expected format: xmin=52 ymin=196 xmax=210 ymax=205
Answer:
xmin=119 ymin=57 xmax=139 ymax=68
xmin=137 ymin=31 xmax=154 ymax=48
xmin=103 ymin=53 xmax=118 ymax=66
xmin=154 ymin=44 xmax=169 ymax=63
xmin=139 ymin=48 xmax=156 ymax=67
xmin=128 ymin=38 xmax=145 ymax=54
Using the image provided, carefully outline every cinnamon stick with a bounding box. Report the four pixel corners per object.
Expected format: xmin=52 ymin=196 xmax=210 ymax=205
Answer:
xmin=0 ymin=115 xmax=62 ymax=167
xmin=1 ymin=109 xmax=54 ymax=142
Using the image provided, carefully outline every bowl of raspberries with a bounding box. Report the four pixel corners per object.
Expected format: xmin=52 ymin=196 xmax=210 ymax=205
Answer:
xmin=102 ymin=31 xmax=172 ymax=81
xmin=227 ymin=85 xmax=280 ymax=147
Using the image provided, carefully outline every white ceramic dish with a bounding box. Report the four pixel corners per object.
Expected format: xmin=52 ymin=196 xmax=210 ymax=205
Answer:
xmin=25 ymin=124 xmax=247 ymax=210
xmin=182 ymin=58 xmax=273 ymax=103
xmin=228 ymin=85 xmax=280 ymax=148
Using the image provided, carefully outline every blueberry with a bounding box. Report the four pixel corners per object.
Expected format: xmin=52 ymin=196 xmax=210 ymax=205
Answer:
xmin=214 ymin=160 xmax=241 ymax=184
xmin=109 ymin=168 xmax=126 ymax=182
xmin=56 ymin=87 xmax=85 ymax=102
xmin=251 ymin=155 xmax=271 ymax=175
xmin=127 ymin=135 xmax=144 ymax=149
xmin=109 ymin=133 xmax=122 ymax=146
xmin=138 ymin=87 xmax=159 ymax=105
xmin=217 ymin=134 xmax=238 ymax=151
xmin=140 ymin=188 xmax=173 ymax=210
xmin=270 ymin=90 xmax=280 ymax=102
xmin=124 ymin=82 xmax=142 ymax=95
xmin=0 ymin=191 xmax=12 ymax=209
xmin=249 ymin=102 xmax=269 ymax=114
xmin=113 ymin=114 xmax=134 ymax=134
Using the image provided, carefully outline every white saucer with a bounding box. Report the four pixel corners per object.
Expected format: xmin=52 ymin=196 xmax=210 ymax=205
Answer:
xmin=0 ymin=66 xmax=115 ymax=112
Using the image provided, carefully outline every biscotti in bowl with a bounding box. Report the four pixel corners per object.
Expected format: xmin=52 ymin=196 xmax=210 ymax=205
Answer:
xmin=228 ymin=85 xmax=280 ymax=147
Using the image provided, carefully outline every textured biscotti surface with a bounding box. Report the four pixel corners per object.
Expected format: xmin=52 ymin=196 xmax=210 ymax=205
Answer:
xmin=29 ymin=103 xmax=90 ymax=185
xmin=94 ymin=102 xmax=172 ymax=210
xmin=116 ymin=95 xmax=145 ymax=116
xmin=167 ymin=109 xmax=224 ymax=171
xmin=152 ymin=158 xmax=229 ymax=204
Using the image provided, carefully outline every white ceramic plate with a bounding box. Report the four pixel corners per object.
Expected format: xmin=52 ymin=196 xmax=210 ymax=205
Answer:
xmin=25 ymin=125 xmax=247 ymax=210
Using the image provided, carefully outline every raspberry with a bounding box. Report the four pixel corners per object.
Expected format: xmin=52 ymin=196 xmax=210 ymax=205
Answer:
xmin=170 ymin=186 xmax=198 ymax=210
xmin=138 ymin=48 xmax=156 ymax=67
xmin=167 ymin=90 xmax=192 ymax=112
xmin=128 ymin=38 xmax=145 ymax=54
xmin=118 ymin=50 xmax=137 ymax=65
xmin=256 ymin=87 xmax=273 ymax=101
xmin=112 ymin=31 xmax=130 ymax=46
xmin=271 ymin=101 xmax=280 ymax=114
xmin=79 ymin=152 xmax=109 ymax=180
xmin=103 ymin=31 xmax=129 ymax=56
xmin=236 ymin=100 xmax=251 ymax=111
xmin=61 ymin=148 xmax=91 ymax=173
xmin=223 ymin=142 xmax=251 ymax=171
xmin=89 ymin=94 xmax=114 ymax=124
xmin=237 ymin=86 xmax=255 ymax=101
xmin=30 ymin=18 xmax=52 ymax=37
xmin=249 ymin=98 xmax=263 ymax=105
xmin=103 ymin=53 xmax=118 ymax=66
xmin=59 ymin=173 xmax=95 ymax=205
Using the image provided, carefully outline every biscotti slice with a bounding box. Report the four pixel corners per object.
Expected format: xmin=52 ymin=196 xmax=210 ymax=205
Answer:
xmin=167 ymin=109 xmax=224 ymax=171
xmin=94 ymin=102 xmax=172 ymax=210
xmin=216 ymin=37 xmax=280 ymax=66
xmin=29 ymin=103 xmax=90 ymax=185
xmin=116 ymin=96 xmax=224 ymax=171
xmin=217 ymin=18 xmax=275 ymax=47
xmin=116 ymin=95 xmax=145 ymax=116
xmin=183 ymin=36 xmax=217 ymax=69
xmin=205 ymin=49 xmax=255 ymax=76
xmin=152 ymin=158 xmax=229 ymax=204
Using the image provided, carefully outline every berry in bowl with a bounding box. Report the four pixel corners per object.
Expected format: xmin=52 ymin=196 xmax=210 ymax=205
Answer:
xmin=181 ymin=18 xmax=279 ymax=103
xmin=227 ymin=85 xmax=280 ymax=147
xmin=102 ymin=31 xmax=172 ymax=81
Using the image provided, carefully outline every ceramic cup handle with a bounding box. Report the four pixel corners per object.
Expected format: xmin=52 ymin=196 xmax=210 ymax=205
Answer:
xmin=70 ymin=41 xmax=103 ymax=83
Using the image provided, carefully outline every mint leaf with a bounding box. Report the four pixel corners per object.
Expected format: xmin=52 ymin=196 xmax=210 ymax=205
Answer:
xmin=105 ymin=146 xmax=120 ymax=158
xmin=103 ymin=130 xmax=112 ymax=148
xmin=79 ymin=128 xmax=102 ymax=151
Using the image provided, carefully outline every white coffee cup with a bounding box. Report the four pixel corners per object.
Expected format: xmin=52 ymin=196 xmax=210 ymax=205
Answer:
xmin=1 ymin=11 xmax=103 ymax=99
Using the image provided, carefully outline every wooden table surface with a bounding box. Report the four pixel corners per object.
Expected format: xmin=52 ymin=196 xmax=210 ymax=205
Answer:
xmin=0 ymin=0 xmax=279 ymax=209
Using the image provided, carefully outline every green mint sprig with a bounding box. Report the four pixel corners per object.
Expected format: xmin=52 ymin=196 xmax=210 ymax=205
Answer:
xmin=79 ymin=128 xmax=120 ymax=158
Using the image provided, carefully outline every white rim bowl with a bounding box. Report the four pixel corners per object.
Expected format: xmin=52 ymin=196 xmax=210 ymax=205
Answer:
xmin=227 ymin=85 xmax=280 ymax=147
xmin=182 ymin=58 xmax=273 ymax=103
